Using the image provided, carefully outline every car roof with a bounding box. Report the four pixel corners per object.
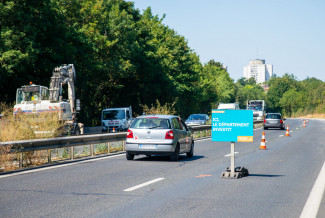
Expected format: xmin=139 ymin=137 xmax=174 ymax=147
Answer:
xmin=136 ymin=114 xmax=178 ymax=119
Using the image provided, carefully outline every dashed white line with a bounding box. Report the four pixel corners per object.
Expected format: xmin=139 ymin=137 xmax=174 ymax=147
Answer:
xmin=224 ymin=152 xmax=238 ymax=157
xmin=123 ymin=178 xmax=165 ymax=192
xmin=300 ymin=161 xmax=325 ymax=218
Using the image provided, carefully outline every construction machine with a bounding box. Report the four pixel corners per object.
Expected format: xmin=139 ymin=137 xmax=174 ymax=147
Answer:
xmin=13 ymin=64 xmax=84 ymax=135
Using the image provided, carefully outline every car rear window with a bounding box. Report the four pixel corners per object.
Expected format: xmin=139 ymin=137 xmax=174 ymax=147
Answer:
xmin=130 ymin=118 xmax=171 ymax=129
xmin=266 ymin=114 xmax=281 ymax=119
xmin=187 ymin=114 xmax=206 ymax=120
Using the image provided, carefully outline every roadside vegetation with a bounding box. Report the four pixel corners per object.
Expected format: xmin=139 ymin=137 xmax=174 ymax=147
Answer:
xmin=0 ymin=103 xmax=64 ymax=171
xmin=1 ymin=0 xmax=324 ymax=128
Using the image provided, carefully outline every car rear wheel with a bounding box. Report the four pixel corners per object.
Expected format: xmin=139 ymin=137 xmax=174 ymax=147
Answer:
xmin=186 ymin=142 xmax=194 ymax=158
xmin=126 ymin=152 xmax=134 ymax=160
xmin=264 ymin=127 xmax=268 ymax=130
xmin=170 ymin=144 xmax=180 ymax=161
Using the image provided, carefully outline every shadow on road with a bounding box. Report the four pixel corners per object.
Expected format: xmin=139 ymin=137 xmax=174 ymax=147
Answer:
xmin=134 ymin=155 xmax=205 ymax=162
xmin=248 ymin=174 xmax=284 ymax=177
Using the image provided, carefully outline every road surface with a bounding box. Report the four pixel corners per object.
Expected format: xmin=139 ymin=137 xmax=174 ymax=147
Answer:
xmin=1 ymin=119 xmax=324 ymax=218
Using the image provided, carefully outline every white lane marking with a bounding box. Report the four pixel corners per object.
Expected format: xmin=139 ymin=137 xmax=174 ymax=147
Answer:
xmin=0 ymin=154 xmax=125 ymax=179
xmin=300 ymin=161 xmax=325 ymax=218
xmin=224 ymin=152 xmax=238 ymax=157
xmin=279 ymin=135 xmax=284 ymax=137
xmin=123 ymin=178 xmax=165 ymax=192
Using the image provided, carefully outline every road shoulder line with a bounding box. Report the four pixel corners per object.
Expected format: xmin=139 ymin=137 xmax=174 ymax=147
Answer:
xmin=300 ymin=161 xmax=325 ymax=218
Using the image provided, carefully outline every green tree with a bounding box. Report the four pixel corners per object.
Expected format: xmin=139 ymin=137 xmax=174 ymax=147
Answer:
xmin=235 ymin=84 xmax=266 ymax=109
xmin=266 ymin=73 xmax=301 ymax=112
xmin=199 ymin=60 xmax=235 ymax=112
xmin=279 ymin=89 xmax=305 ymax=117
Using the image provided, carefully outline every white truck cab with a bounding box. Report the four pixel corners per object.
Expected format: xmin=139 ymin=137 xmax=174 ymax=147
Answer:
xmin=101 ymin=106 xmax=132 ymax=132
xmin=217 ymin=103 xmax=240 ymax=110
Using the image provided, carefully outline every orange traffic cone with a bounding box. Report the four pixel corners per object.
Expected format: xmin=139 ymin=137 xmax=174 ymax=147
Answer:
xmin=285 ymin=125 xmax=290 ymax=136
xmin=260 ymin=131 xmax=267 ymax=149
xmin=303 ymin=121 xmax=306 ymax=127
xmin=112 ymin=127 xmax=116 ymax=132
xmin=306 ymin=119 xmax=309 ymax=123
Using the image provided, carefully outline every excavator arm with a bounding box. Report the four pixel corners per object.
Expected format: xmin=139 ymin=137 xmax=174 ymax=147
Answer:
xmin=49 ymin=64 xmax=76 ymax=122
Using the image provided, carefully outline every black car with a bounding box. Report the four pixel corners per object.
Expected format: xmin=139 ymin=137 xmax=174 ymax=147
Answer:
xmin=263 ymin=113 xmax=285 ymax=130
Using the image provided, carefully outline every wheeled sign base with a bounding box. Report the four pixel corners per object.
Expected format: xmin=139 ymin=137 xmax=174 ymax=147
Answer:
xmin=221 ymin=166 xmax=249 ymax=179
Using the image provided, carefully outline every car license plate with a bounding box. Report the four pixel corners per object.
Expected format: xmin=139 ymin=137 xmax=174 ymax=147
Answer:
xmin=269 ymin=121 xmax=277 ymax=124
xmin=139 ymin=144 xmax=158 ymax=149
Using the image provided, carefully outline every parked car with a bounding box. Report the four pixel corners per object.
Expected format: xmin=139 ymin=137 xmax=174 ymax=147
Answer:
xmin=125 ymin=115 xmax=194 ymax=161
xmin=263 ymin=113 xmax=286 ymax=130
xmin=185 ymin=114 xmax=210 ymax=126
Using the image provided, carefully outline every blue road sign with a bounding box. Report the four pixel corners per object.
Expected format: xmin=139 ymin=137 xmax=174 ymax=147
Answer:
xmin=211 ymin=109 xmax=253 ymax=142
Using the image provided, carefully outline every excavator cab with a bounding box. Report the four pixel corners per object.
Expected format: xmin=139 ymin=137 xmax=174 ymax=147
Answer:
xmin=16 ymin=84 xmax=49 ymax=104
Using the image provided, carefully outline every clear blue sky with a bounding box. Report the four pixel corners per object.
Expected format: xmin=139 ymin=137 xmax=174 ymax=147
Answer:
xmin=129 ymin=0 xmax=325 ymax=82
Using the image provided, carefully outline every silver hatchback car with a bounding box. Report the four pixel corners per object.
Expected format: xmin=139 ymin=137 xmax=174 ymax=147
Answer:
xmin=263 ymin=113 xmax=286 ymax=130
xmin=125 ymin=115 xmax=194 ymax=161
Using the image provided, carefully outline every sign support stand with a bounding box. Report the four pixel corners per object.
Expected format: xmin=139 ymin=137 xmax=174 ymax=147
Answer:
xmin=221 ymin=142 xmax=249 ymax=179
xmin=230 ymin=142 xmax=235 ymax=175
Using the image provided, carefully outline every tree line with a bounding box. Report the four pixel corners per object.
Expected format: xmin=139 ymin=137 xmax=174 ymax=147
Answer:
xmin=1 ymin=0 xmax=324 ymax=126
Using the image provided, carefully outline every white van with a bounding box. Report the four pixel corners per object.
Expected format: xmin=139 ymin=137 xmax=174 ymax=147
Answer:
xmin=217 ymin=103 xmax=240 ymax=110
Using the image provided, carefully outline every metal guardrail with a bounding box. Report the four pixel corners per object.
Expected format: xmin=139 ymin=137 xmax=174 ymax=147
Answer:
xmin=0 ymin=125 xmax=212 ymax=169
xmin=0 ymin=122 xmax=262 ymax=169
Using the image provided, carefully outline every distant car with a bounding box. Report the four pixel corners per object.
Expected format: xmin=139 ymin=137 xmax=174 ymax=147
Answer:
xmin=125 ymin=115 xmax=194 ymax=161
xmin=263 ymin=113 xmax=285 ymax=130
xmin=185 ymin=114 xmax=210 ymax=126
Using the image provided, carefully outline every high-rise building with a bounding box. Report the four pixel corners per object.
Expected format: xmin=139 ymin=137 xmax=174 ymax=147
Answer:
xmin=243 ymin=59 xmax=273 ymax=84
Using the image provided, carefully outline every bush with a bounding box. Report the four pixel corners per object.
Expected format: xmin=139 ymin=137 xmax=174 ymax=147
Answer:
xmin=141 ymin=99 xmax=176 ymax=115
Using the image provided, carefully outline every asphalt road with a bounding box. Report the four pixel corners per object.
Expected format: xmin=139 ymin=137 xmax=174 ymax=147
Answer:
xmin=1 ymin=118 xmax=324 ymax=218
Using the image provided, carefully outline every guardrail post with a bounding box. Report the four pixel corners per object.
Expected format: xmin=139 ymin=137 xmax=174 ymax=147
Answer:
xmin=90 ymin=144 xmax=94 ymax=156
xmin=107 ymin=142 xmax=110 ymax=154
xmin=48 ymin=149 xmax=51 ymax=163
xmin=19 ymin=152 xmax=23 ymax=168
xmin=122 ymin=141 xmax=125 ymax=151
xmin=71 ymin=146 xmax=74 ymax=160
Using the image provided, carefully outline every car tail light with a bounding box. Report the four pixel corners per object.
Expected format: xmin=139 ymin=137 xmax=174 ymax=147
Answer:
xmin=165 ymin=130 xmax=174 ymax=139
xmin=127 ymin=129 xmax=133 ymax=138
xmin=264 ymin=119 xmax=266 ymax=123
xmin=280 ymin=119 xmax=283 ymax=124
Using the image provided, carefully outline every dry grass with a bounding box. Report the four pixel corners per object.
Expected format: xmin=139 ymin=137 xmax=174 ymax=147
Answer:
xmin=0 ymin=103 xmax=64 ymax=171
xmin=141 ymin=99 xmax=176 ymax=115
xmin=303 ymin=114 xmax=325 ymax=119
xmin=23 ymin=150 xmax=48 ymax=167
xmin=0 ymin=105 xmax=64 ymax=142
xmin=0 ymin=145 xmax=16 ymax=171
